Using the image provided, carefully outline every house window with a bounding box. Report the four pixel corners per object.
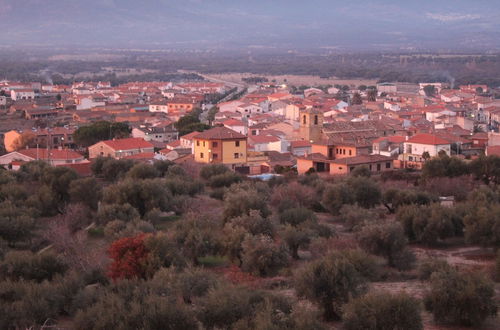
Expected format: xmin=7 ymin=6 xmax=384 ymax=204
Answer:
xmin=212 ymin=153 xmax=218 ymax=160
xmin=234 ymin=153 xmax=239 ymax=159
xmin=212 ymin=142 xmax=218 ymax=148
xmin=314 ymin=115 xmax=318 ymax=125
xmin=235 ymin=141 xmax=240 ymax=147
xmin=369 ymin=164 xmax=372 ymax=170
xmin=303 ymin=115 xmax=307 ymax=124
xmin=196 ymin=141 xmax=200 ymax=146
xmin=203 ymin=141 xmax=206 ymax=147
xmin=200 ymin=153 xmax=204 ymax=159
xmin=386 ymin=162 xmax=391 ymax=169
xmin=377 ymin=164 xmax=381 ymax=171
xmin=343 ymin=149 xmax=346 ymax=155
xmin=349 ymin=150 xmax=352 ymax=156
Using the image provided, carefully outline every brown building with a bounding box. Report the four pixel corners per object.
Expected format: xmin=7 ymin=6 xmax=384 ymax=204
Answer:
xmin=297 ymin=151 xmax=394 ymax=175
xmin=88 ymin=137 xmax=154 ymax=159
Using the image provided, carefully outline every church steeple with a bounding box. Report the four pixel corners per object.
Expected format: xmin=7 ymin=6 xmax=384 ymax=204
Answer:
xmin=299 ymin=108 xmax=323 ymax=143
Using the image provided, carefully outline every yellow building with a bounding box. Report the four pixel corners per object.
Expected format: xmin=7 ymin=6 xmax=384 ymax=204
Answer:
xmin=193 ymin=126 xmax=247 ymax=165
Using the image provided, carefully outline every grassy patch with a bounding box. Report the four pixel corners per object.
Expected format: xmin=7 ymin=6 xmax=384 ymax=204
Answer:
xmin=155 ymin=215 xmax=182 ymax=231
xmin=87 ymin=227 xmax=105 ymax=238
xmin=198 ymin=255 xmax=229 ymax=268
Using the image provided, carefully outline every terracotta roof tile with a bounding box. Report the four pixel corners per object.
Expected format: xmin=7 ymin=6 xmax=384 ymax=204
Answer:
xmin=194 ymin=127 xmax=246 ymax=140
xmin=290 ymin=140 xmax=312 ymax=148
xmin=406 ymin=133 xmax=450 ymax=145
xmin=372 ymin=136 xmax=406 ymax=143
xmin=223 ymin=119 xmax=246 ymax=126
xmin=18 ymin=148 xmax=84 ymax=160
xmin=101 ymin=138 xmax=153 ymax=150
xmin=180 ymin=131 xmax=201 ymax=140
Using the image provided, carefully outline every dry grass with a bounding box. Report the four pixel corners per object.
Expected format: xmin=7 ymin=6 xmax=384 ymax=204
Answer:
xmin=204 ymin=73 xmax=377 ymax=88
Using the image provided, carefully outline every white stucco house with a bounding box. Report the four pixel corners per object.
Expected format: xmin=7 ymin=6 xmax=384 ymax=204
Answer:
xmin=402 ymin=133 xmax=451 ymax=162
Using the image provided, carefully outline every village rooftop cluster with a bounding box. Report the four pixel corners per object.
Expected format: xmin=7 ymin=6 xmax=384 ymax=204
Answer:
xmin=1 ymin=79 xmax=500 ymax=175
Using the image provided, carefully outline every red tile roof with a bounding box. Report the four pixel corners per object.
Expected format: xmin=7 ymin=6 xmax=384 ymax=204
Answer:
xmin=101 ymin=138 xmax=153 ymax=150
xmin=372 ymin=136 xmax=406 ymax=144
xmin=194 ymin=127 xmax=246 ymax=140
xmin=159 ymin=148 xmax=173 ymax=155
xmin=290 ymin=140 xmax=312 ymax=148
xmin=406 ymin=133 xmax=450 ymax=145
xmin=180 ymin=131 xmax=201 ymax=140
xmin=268 ymin=92 xmax=292 ymax=99
xmin=223 ymin=119 xmax=246 ymax=126
xmin=166 ymin=140 xmax=181 ymax=148
xmin=18 ymin=148 xmax=84 ymax=160
xmin=471 ymin=132 xmax=488 ymax=140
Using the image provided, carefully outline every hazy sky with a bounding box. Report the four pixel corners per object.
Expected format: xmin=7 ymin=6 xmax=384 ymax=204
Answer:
xmin=1 ymin=0 xmax=499 ymax=50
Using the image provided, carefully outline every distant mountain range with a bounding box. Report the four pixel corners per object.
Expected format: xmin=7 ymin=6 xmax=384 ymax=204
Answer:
xmin=1 ymin=0 xmax=499 ymax=51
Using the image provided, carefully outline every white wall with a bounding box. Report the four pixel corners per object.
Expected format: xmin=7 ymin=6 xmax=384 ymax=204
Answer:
xmin=149 ymin=104 xmax=169 ymax=113
xmin=405 ymin=142 xmax=450 ymax=157
xmin=224 ymin=125 xmax=247 ymax=135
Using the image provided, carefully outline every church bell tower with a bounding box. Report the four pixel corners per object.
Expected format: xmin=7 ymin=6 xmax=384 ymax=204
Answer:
xmin=299 ymin=108 xmax=323 ymax=143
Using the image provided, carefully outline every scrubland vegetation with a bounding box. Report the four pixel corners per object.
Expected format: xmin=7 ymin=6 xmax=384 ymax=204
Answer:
xmin=1 ymin=154 xmax=500 ymax=329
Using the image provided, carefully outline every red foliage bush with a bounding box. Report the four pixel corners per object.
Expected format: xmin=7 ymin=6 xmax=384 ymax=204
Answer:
xmin=108 ymin=234 xmax=150 ymax=281
xmin=217 ymin=265 xmax=260 ymax=287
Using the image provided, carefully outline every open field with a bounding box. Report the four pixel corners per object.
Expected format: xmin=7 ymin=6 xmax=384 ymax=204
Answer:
xmin=203 ymin=73 xmax=378 ymax=87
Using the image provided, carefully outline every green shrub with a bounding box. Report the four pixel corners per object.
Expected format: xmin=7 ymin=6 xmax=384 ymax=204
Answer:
xmin=294 ymin=250 xmax=367 ymax=320
xmin=344 ymin=291 xmax=423 ymax=330
xmin=417 ymin=258 xmax=453 ymax=280
xmin=0 ymin=251 xmax=67 ymax=282
xmin=279 ymin=207 xmax=316 ymax=226
xmin=200 ymin=163 xmax=230 ymax=180
xmin=241 ymin=235 xmax=290 ymax=277
xmin=357 ymin=221 xmax=415 ymax=270
xmin=425 ymin=268 xmax=497 ymax=326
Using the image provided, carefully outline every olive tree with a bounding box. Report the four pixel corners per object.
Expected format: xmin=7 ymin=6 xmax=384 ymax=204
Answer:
xmin=294 ymin=251 xmax=367 ymax=320
xmin=343 ymin=291 xmax=423 ymax=330
xmin=357 ymin=221 xmax=415 ymax=270
xmin=425 ymin=268 xmax=497 ymax=326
